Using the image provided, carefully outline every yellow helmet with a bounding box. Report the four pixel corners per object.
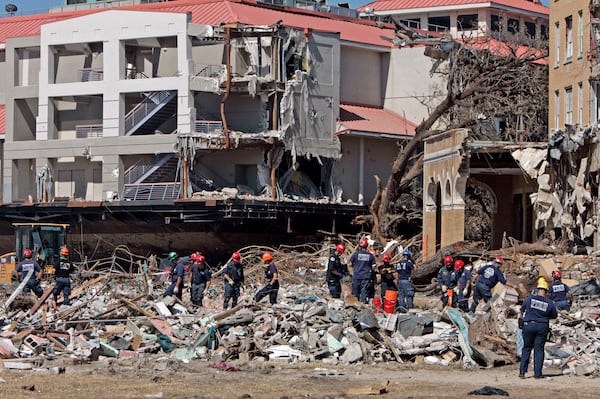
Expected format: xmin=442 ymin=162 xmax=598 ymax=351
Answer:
xmin=537 ymin=277 xmax=549 ymax=290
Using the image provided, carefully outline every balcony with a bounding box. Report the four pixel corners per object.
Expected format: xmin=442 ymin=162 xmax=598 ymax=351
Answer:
xmin=76 ymin=124 xmax=103 ymax=139
xmin=78 ymin=68 xmax=104 ymax=82
xmin=194 ymin=120 xmax=223 ymax=134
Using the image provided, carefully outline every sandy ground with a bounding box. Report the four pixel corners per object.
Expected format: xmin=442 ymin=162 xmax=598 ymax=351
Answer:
xmin=1 ymin=359 xmax=599 ymax=399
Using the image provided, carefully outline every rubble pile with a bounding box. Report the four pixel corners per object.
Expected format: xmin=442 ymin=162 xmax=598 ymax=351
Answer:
xmin=0 ymin=247 xmax=599 ymax=378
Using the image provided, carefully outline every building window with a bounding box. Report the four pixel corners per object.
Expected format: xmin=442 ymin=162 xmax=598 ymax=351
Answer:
xmin=565 ymin=87 xmax=573 ymax=125
xmin=578 ymin=11 xmax=583 ymax=58
xmin=555 ymin=90 xmax=560 ymax=128
xmin=457 ymin=14 xmax=478 ymax=31
xmin=525 ymin=21 xmax=536 ymax=38
xmin=591 ymin=82 xmax=599 ymax=125
xmin=428 ymin=16 xmax=450 ymax=33
xmin=578 ymin=82 xmax=583 ymax=124
xmin=555 ymin=22 xmax=560 ymax=66
xmin=566 ymin=16 xmax=573 ymax=61
xmin=541 ymin=24 xmax=548 ymax=40
xmin=491 ymin=15 xmax=501 ymax=32
xmin=507 ymin=18 xmax=519 ymax=34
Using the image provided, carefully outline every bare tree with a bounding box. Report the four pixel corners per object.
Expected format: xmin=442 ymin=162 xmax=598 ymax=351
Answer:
xmin=369 ymin=31 xmax=548 ymax=241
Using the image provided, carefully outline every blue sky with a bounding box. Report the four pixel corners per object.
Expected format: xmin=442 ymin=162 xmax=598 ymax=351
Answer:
xmin=5 ymin=0 xmax=551 ymax=15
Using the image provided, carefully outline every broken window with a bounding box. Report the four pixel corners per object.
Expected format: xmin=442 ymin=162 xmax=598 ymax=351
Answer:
xmin=428 ymin=16 xmax=450 ymax=33
xmin=457 ymin=14 xmax=478 ymax=31
xmin=507 ymin=18 xmax=519 ymax=34
xmin=566 ymin=16 xmax=573 ymax=60
xmin=525 ymin=21 xmax=536 ymax=38
xmin=491 ymin=15 xmax=501 ymax=33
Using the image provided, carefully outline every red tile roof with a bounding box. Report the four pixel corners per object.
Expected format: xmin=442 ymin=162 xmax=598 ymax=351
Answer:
xmin=358 ymin=0 xmax=548 ymax=15
xmin=0 ymin=0 xmax=395 ymax=47
xmin=337 ymin=104 xmax=417 ymax=137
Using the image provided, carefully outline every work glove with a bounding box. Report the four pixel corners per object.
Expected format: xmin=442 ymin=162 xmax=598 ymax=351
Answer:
xmin=453 ymin=287 xmax=459 ymax=294
xmin=462 ymin=288 xmax=468 ymax=296
xmin=174 ymin=286 xmax=180 ymax=295
xmin=518 ymin=318 xmax=524 ymax=329
xmin=441 ymin=285 xmax=447 ymax=292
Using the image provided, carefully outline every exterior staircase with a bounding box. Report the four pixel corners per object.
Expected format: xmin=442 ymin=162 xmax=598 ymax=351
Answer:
xmin=124 ymin=90 xmax=177 ymax=136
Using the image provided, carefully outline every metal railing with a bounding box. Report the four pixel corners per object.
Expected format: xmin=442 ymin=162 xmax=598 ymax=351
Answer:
xmin=75 ymin=124 xmax=103 ymax=138
xmin=126 ymin=70 xmax=150 ymax=80
xmin=122 ymin=182 xmax=181 ymax=201
xmin=124 ymin=90 xmax=174 ymax=133
xmin=124 ymin=154 xmax=173 ymax=184
xmin=78 ymin=68 xmax=104 ymax=82
xmin=194 ymin=120 xmax=223 ymax=134
xmin=194 ymin=64 xmax=225 ymax=78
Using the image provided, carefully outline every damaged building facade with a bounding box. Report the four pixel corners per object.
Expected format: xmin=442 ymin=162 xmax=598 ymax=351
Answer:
xmin=0 ymin=1 xmax=426 ymax=254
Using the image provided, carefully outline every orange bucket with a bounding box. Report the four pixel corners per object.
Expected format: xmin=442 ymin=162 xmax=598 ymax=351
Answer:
xmin=385 ymin=290 xmax=398 ymax=302
xmin=383 ymin=299 xmax=395 ymax=314
xmin=372 ymin=298 xmax=383 ymax=313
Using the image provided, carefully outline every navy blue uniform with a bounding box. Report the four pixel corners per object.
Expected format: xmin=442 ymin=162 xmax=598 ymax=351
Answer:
xmin=189 ymin=264 xmax=211 ymax=306
xmin=437 ymin=266 xmax=458 ymax=306
xmin=223 ymin=260 xmax=244 ymax=309
xmin=164 ymin=260 xmax=185 ymax=299
xmin=549 ymin=281 xmax=571 ymax=311
xmin=519 ymin=295 xmax=558 ymax=378
xmin=456 ymin=267 xmax=472 ymax=311
xmin=16 ymin=259 xmax=43 ymax=298
xmin=326 ymin=253 xmax=346 ymax=299
xmin=53 ymin=257 xmax=74 ymax=305
xmin=378 ymin=262 xmax=398 ymax=303
xmin=255 ymin=263 xmax=279 ymax=304
xmin=349 ymin=250 xmax=376 ymax=303
xmin=469 ymin=263 xmax=506 ymax=312
xmin=396 ymin=259 xmax=415 ymax=309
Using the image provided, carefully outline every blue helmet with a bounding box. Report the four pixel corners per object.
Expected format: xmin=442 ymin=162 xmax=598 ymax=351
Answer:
xmin=402 ymin=249 xmax=411 ymax=257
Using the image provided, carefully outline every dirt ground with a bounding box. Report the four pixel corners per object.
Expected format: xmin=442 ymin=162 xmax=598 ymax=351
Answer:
xmin=1 ymin=359 xmax=599 ymax=399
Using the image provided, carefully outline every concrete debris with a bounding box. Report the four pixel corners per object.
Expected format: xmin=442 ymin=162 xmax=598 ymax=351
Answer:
xmin=0 ymin=246 xmax=599 ymax=378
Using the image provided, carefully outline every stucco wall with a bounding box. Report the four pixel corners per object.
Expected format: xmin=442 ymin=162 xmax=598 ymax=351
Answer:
xmin=340 ymin=47 xmax=383 ymax=106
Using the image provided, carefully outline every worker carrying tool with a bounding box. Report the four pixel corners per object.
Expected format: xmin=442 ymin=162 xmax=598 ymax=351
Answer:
xmin=223 ymin=251 xmax=244 ymax=309
xmin=437 ymin=255 xmax=458 ymax=307
xmin=14 ymin=248 xmax=43 ymax=298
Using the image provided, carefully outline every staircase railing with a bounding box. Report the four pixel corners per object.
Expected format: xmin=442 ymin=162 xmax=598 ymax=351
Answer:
xmin=122 ymin=182 xmax=181 ymax=200
xmin=194 ymin=120 xmax=223 ymax=133
xmin=124 ymin=90 xmax=175 ymax=135
xmin=123 ymin=154 xmax=173 ymax=185
xmin=194 ymin=63 xmax=225 ymax=77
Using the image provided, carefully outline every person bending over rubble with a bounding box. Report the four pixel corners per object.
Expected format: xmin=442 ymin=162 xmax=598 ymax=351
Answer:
xmin=163 ymin=251 xmax=185 ymax=300
xmin=469 ymin=256 xmax=514 ymax=313
xmin=348 ymin=239 xmax=377 ymax=304
xmin=223 ymin=251 xmax=244 ymax=309
xmin=255 ymin=252 xmax=279 ymax=305
xmin=53 ymin=246 xmax=75 ymax=308
xmin=454 ymin=259 xmax=471 ymax=312
xmin=549 ymin=270 xmax=573 ymax=311
xmin=437 ymin=255 xmax=458 ymax=307
xmin=378 ymin=253 xmax=398 ymax=304
xmin=518 ymin=278 xmax=557 ymax=379
xmin=189 ymin=253 xmax=211 ymax=307
xmin=396 ymin=249 xmax=415 ymax=310
xmin=326 ymin=244 xmax=347 ymax=299
xmin=14 ymin=248 xmax=43 ymax=298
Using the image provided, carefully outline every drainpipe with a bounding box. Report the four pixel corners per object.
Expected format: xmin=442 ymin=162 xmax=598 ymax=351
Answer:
xmin=221 ymin=27 xmax=231 ymax=149
xmin=358 ymin=137 xmax=365 ymax=205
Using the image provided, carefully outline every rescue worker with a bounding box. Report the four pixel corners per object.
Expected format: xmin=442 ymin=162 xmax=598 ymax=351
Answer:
xmin=378 ymin=253 xmax=398 ymax=303
xmin=348 ymin=238 xmax=377 ymax=304
xmin=469 ymin=256 xmax=513 ymax=313
xmin=163 ymin=251 xmax=185 ymax=300
xmin=518 ymin=278 xmax=557 ymax=379
xmin=326 ymin=243 xmax=347 ymax=299
xmin=549 ymin=270 xmax=573 ymax=311
xmin=396 ymin=249 xmax=415 ymax=310
xmin=437 ymin=255 xmax=458 ymax=307
xmin=189 ymin=253 xmax=211 ymax=307
xmin=255 ymin=252 xmax=279 ymax=304
xmin=14 ymin=248 xmax=43 ymax=298
xmin=53 ymin=246 xmax=74 ymax=308
xmin=223 ymin=251 xmax=244 ymax=309
xmin=454 ymin=259 xmax=471 ymax=311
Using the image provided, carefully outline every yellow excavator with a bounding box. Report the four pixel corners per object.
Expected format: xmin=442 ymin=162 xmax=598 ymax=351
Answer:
xmin=0 ymin=223 xmax=70 ymax=284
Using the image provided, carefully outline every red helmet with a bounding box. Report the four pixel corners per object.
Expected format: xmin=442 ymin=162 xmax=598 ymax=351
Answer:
xmin=383 ymin=253 xmax=392 ymax=262
xmin=359 ymin=239 xmax=369 ymax=248
xmin=494 ymin=256 xmax=503 ymax=264
xmin=23 ymin=248 xmax=32 ymax=258
xmin=262 ymin=252 xmax=273 ymax=262
xmin=60 ymin=246 xmax=69 ymax=256
xmin=444 ymin=255 xmax=453 ymax=265
xmin=197 ymin=255 xmax=205 ymax=264
xmin=232 ymin=251 xmax=241 ymax=262
xmin=335 ymin=243 xmax=345 ymax=253
xmin=552 ymin=270 xmax=562 ymax=280
xmin=454 ymin=259 xmax=464 ymax=270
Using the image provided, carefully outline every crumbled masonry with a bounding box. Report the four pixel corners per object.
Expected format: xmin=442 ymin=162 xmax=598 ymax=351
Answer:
xmin=1 ymin=243 xmax=599 ymax=377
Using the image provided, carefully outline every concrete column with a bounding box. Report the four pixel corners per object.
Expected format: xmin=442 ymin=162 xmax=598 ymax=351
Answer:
xmin=177 ymin=31 xmax=193 ymax=135
xmin=102 ymin=155 xmax=122 ymax=201
xmin=102 ymin=38 xmax=121 ymax=137
xmin=2 ymin=158 xmax=13 ymax=204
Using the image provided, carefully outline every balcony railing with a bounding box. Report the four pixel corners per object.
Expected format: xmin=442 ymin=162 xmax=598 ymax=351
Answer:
xmin=122 ymin=182 xmax=181 ymax=201
xmin=194 ymin=120 xmax=223 ymax=134
xmin=78 ymin=68 xmax=104 ymax=82
xmin=75 ymin=124 xmax=103 ymax=138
